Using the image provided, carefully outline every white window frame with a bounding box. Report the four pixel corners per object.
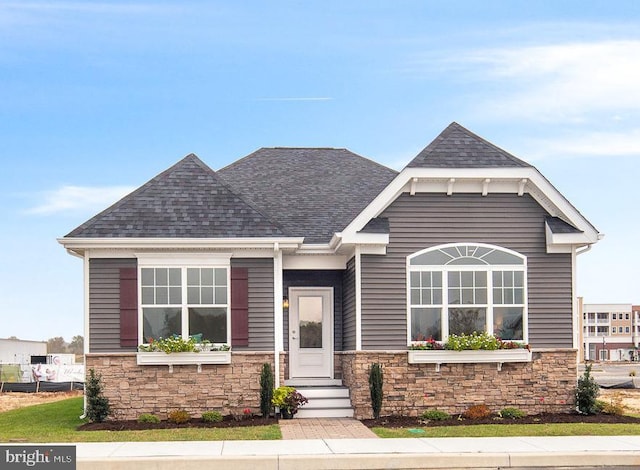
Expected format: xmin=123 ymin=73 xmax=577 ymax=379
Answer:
xmin=406 ymin=243 xmax=528 ymax=345
xmin=136 ymin=254 xmax=232 ymax=346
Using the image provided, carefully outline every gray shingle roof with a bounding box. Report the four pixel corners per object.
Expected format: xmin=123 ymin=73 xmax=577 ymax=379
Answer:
xmin=359 ymin=217 xmax=389 ymax=234
xmin=66 ymin=154 xmax=287 ymax=238
xmin=546 ymin=217 xmax=583 ymax=234
xmin=217 ymin=148 xmax=398 ymax=244
xmin=406 ymin=122 xmax=531 ymax=169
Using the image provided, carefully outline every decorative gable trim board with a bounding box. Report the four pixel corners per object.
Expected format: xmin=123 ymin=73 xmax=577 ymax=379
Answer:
xmin=340 ymin=166 xmax=600 ymax=251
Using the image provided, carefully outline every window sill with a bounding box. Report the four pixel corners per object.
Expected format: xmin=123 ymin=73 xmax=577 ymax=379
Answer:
xmin=407 ymin=349 xmax=532 ymax=371
xmin=136 ymin=351 xmax=231 ymax=372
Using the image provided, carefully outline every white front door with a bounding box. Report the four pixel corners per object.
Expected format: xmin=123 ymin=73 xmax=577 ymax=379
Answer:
xmin=289 ymin=287 xmax=333 ymax=379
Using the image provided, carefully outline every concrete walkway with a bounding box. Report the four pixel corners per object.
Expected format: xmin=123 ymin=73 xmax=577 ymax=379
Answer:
xmin=16 ymin=435 xmax=640 ymax=469
xmin=279 ymin=418 xmax=378 ymax=439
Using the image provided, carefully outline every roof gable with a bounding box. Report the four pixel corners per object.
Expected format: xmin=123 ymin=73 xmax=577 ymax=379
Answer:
xmin=66 ymin=154 xmax=286 ymax=238
xmin=406 ymin=122 xmax=531 ymax=169
xmin=218 ymin=148 xmax=398 ymax=243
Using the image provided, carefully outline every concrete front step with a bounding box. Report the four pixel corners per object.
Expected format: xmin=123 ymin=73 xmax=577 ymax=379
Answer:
xmin=295 ymin=407 xmax=354 ymax=418
xmin=291 ymin=385 xmax=355 ymax=418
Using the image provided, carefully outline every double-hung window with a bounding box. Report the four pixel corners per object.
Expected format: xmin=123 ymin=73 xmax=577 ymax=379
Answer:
xmin=408 ymin=243 xmax=527 ymax=343
xmin=139 ymin=255 xmax=231 ymax=345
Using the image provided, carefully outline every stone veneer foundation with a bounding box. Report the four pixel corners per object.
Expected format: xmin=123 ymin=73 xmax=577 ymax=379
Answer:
xmin=86 ymin=352 xmax=284 ymax=421
xmin=339 ymin=349 xmax=577 ymax=419
xmin=87 ymin=349 xmax=576 ymax=420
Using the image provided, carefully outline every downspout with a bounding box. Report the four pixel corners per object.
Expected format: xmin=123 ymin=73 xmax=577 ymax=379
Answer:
xmin=80 ymin=251 xmax=90 ymax=419
xmin=273 ymin=243 xmax=283 ymax=388
xmin=573 ymin=243 xmax=595 ymax=366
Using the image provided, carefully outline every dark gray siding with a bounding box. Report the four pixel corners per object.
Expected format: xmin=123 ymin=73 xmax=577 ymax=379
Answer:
xmin=342 ymin=257 xmax=357 ymax=351
xmin=361 ymin=193 xmax=573 ymax=350
xmin=283 ymin=271 xmax=344 ymax=351
xmin=231 ymin=258 xmax=274 ymax=351
xmin=89 ymin=258 xmax=137 ymax=353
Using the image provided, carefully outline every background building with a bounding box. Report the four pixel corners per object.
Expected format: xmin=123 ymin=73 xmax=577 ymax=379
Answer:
xmin=582 ymin=303 xmax=638 ymax=361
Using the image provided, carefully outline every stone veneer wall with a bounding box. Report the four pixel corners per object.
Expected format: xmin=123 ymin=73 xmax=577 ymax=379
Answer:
xmin=86 ymin=352 xmax=285 ymax=421
xmin=339 ymin=349 xmax=577 ymax=419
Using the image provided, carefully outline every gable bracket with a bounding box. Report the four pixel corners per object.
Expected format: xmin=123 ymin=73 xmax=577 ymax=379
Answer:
xmin=518 ymin=179 xmax=528 ymax=197
xmin=482 ymin=178 xmax=490 ymax=197
xmin=410 ymin=177 xmax=418 ymax=196
xmin=447 ymin=178 xmax=455 ymax=196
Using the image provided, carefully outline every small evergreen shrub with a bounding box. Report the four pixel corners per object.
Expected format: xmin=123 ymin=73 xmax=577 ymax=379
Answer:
xmin=137 ymin=413 xmax=160 ymax=423
xmin=85 ymin=368 xmax=111 ymax=423
xmin=422 ymin=409 xmax=450 ymax=421
xmin=499 ymin=407 xmax=526 ymax=419
xmin=202 ymin=411 xmax=223 ymax=423
xmin=259 ymin=363 xmax=274 ymax=418
xmin=369 ymin=363 xmax=383 ymax=419
xmin=462 ymin=404 xmax=492 ymax=420
xmin=576 ymin=364 xmax=599 ymax=415
xmin=167 ymin=409 xmax=191 ymax=424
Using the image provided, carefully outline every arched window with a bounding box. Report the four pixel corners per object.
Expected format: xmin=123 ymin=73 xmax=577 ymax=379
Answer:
xmin=407 ymin=243 xmax=527 ymax=343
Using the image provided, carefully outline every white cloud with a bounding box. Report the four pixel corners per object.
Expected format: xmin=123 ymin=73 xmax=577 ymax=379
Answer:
xmin=426 ymin=40 xmax=640 ymax=123
xmin=527 ymin=128 xmax=640 ymax=160
xmin=26 ymin=185 xmax=136 ymax=215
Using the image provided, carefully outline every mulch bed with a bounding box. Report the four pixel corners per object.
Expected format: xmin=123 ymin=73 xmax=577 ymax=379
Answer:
xmin=361 ymin=413 xmax=640 ymax=428
xmin=79 ymin=412 xmax=640 ymax=431
xmin=79 ymin=415 xmax=278 ymax=431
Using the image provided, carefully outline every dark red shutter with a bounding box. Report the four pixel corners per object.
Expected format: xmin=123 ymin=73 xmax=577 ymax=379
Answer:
xmin=120 ymin=267 xmax=138 ymax=348
xmin=231 ymin=267 xmax=249 ymax=347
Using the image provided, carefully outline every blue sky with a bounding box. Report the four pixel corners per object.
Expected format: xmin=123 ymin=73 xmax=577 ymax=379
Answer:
xmin=1 ymin=1 xmax=639 ymax=341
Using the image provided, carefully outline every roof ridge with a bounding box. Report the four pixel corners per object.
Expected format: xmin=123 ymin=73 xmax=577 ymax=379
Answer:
xmin=406 ymin=122 xmax=531 ymax=168
xmin=65 ymin=154 xmax=201 ymax=237
xmin=66 ymin=154 xmax=289 ymax=238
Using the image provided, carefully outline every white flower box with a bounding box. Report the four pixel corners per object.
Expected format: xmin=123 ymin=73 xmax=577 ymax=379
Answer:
xmin=408 ymin=349 xmax=532 ymax=371
xmin=136 ymin=351 xmax=231 ymax=372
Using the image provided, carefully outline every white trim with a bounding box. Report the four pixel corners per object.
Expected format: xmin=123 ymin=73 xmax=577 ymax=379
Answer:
xmin=340 ymin=167 xmax=600 ymax=248
xmin=83 ymin=252 xmax=90 ymax=355
xmin=355 ymin=246 xmax=362 ymax=351
xmin=283 ymin=255 xmax=347 ymax=270
xmin=572 ymin=247 xmax=578 ymax=351
xmin=407 ymin=349 xmax=532 ymax=371
xmin=407 ymin=243 xmax=528 ymax=344
xmin=339 ymin=232 xmax=389 ymax=245
xmin=273 ymin=248 xmax=283 ymax=388
xmin=137 ymin=265 xmax=231 ymax=346
xmin=58 ymin=237 xmax=304 ymax=256
xmin=288 ymin=287 xmax=334 ymax=379
xmin=136 ymin=253 xmax=232 ymax=266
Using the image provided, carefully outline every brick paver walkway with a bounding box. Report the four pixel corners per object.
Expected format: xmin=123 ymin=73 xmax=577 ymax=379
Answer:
xmin=279 ymin=418 xmax=378 ymax=439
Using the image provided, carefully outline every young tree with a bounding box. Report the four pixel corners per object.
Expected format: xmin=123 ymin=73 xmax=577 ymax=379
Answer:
xmin=47 ymin=336 xmax=68 ymax=353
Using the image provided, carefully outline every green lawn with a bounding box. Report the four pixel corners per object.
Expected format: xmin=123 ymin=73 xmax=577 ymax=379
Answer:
xmin=372 ymin=422 xmax=640 ymax=438
xmin=0 ymin=397 xmax=281 ymax=442
xmin=4 ymin=397 xmax=640 ymax=442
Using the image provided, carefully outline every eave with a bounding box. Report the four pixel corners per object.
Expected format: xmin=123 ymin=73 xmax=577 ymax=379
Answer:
xmin=58 ymin=237 xmax=305 ymax=257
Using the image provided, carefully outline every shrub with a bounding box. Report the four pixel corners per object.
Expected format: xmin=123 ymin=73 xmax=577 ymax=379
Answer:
xmin=369 ymin=363 xmax=383 ymax=419
xmin=202 ymin=411 xmax=223 ymax=423
xmin=462 ymin=404 xmax=492 ymax=420
xmin=85 ymin=368 xmax=111 ymax=423
xmin=259 ymin=363 xmax=274 ymax=418
xmin=576 ymin=364 xmax=599 ymax=415
xmin=167 ymin=409 xmax=191 ymax=424
xmin=499 ymin=407 xmax=526 ymax=419
xmin=599 ymin=394 xmax=625 ymax=416
xmin=422 ymin=409 xmax=450 ymax=421
xmin=137 ymin=413 xmax=160 ymax=423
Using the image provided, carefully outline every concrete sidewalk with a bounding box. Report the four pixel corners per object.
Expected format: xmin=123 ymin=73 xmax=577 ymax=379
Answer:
xmin=56 ymin=435 xmax=640 ymax=469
